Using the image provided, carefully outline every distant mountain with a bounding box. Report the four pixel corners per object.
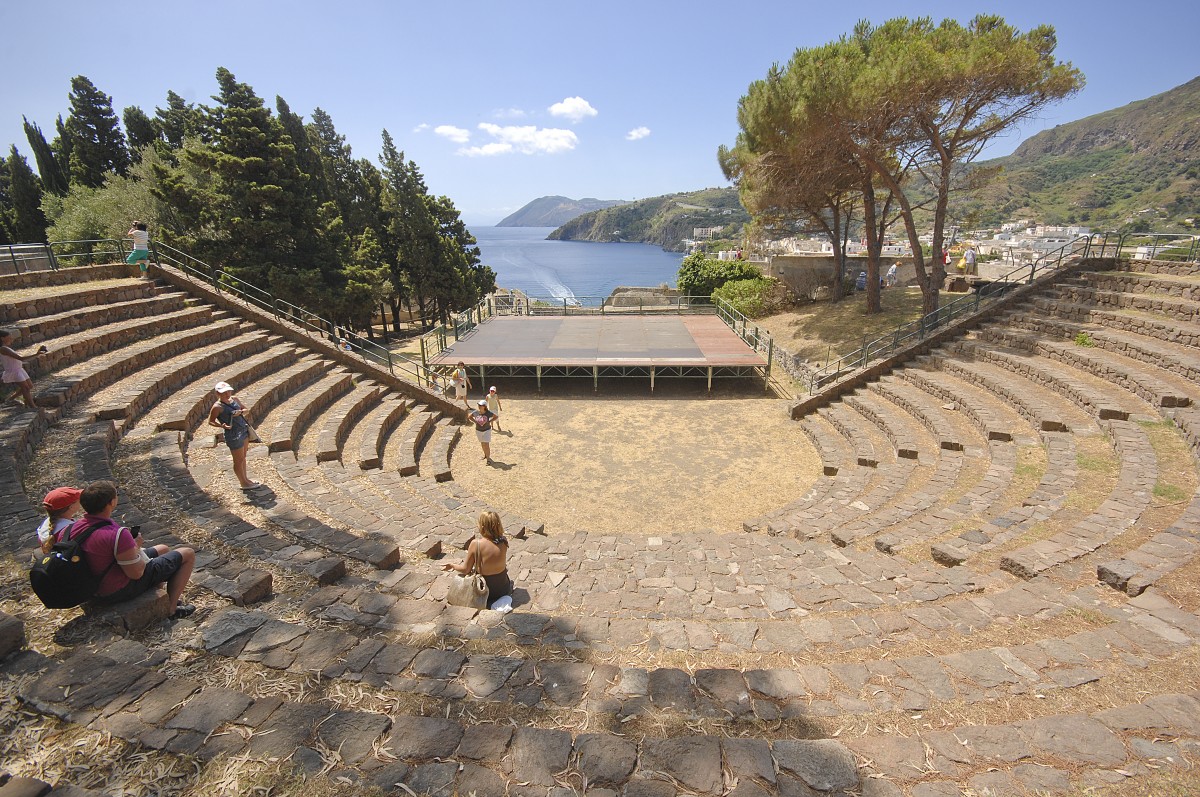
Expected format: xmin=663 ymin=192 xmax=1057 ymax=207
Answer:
xmin=953 ymin=76 xmax=1200 ymax=230
xmin=548 ymin=188 xmax=750 ymax=251
xmin=496 ymin=196 xmax=629 ymax=227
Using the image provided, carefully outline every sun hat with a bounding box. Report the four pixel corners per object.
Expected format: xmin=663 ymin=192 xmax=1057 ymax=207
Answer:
xmin=43 ymin=487 xmax=82 ymax=512
xmin=214 ymin=381 xmax=234 ymax=393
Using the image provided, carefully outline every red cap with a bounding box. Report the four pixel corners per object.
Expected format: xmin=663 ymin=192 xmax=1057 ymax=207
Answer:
xmin=43 ymin=487 xmax=82 ymax=512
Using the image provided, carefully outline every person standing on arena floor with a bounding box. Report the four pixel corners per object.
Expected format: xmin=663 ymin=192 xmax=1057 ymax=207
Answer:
xmin=127 ymin=221 xmax=151 ymax=278
xmin=469 ymin=398 xmax=496 ymax=462
xmin=65 ymin=480 xmax=196 ymax=619
xmin=452 ymin=361 xmax=472 ymax=409
xmin=1 ymin=328 xmax=48 ymax=409
xmin=207 ymin=381 xmax=261 ymax=490
xmin=486 ymin=385 xmax=503 ymax=432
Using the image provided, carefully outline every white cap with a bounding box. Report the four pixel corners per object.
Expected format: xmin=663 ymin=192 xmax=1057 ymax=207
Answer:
xmin=214 ymin=381 xmax=234 ymax=393
xmin=488 ymin=386 xmax=496 ymax=392
xmin=478 ymin=399 xmax=487 ymax=406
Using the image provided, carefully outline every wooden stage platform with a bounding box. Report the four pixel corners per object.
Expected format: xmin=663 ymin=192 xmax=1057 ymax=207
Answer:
xmin=428 ymin=315 xmax=769 ymax=390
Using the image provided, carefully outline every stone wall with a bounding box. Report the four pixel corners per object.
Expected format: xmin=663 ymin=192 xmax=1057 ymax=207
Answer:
xmin=766 ymin=255 xmax=920 ymax=300
xmin=0 ymin=262 xmax=138 ymax=291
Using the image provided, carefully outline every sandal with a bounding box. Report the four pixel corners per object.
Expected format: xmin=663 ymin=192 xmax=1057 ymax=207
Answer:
xmin=171 ymin=603 xmax=196 ymax=620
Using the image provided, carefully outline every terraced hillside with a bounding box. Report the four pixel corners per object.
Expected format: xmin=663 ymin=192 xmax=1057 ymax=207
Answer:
xmin=1 ymin=257 xmax=1199 ymax=796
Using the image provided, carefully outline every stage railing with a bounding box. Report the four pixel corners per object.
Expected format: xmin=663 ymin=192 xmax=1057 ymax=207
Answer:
xmin=418 ymin=293 xmax=722 ymax=363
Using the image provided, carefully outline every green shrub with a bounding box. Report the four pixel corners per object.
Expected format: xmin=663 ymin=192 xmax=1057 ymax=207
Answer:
xmin=712 ymin=277 xmax=791 ymax=318
xmin=676 ymin=252 xmax=760 ymax=298
xmin=1074 ymin=332 xmax=1094 ymax=347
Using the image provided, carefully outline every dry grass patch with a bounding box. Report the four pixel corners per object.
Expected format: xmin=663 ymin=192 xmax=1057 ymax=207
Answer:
xmin=755 ymin=287 xmax=926 ymax=365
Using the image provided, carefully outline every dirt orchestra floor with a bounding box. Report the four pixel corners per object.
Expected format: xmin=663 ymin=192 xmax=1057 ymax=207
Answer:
xmin=451 ymin=380 xmax=822 ymax=535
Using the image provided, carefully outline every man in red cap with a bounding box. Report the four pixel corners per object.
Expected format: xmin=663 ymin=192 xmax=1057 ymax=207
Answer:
xmin=36 ymin=487 xmax=83 ymax=555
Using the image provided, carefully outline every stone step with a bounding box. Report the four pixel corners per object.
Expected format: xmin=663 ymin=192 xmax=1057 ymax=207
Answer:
xmin=393 ymin=408 xmax=438 ymax=476
xmin=3 ymin=290 xmax=184 ymax=341
xmin=986 ymin=320 xmax=1198 ymax=409
xmin=154 ymin=340 xmax=296 ymax=434
xmin=22 ymin=305 xmax=216 ymax=381
xmin=1028 ymin=293 xmax=1200 ymax=352
xmin=0 ymin=278 xmax=154 ymax=322
xmin=352 ymin=394 xmax=409 ymax=470
xmin=89 ymin=326 xmax=271 ymax=432
xmin=952 ymin=338 xmax=1136 ymax=422
xmin=313 ymin=380 xmax=386 ymax=462
xmin=263 ymin=369 xmax=355 ymax=454
xmin=426 ymin=416 xmax=461 ymax=481
xmin=33 ymin=318 xmax=247 ymax=409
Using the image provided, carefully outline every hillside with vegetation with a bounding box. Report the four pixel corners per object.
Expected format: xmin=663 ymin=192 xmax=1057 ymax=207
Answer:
xmin=953 ymin=76 xmax=1200 ymax=230
xmin=496 ymin=195 xmax=628 ymax=227
xmin=548 ymin=187 xmax=750 ymax=251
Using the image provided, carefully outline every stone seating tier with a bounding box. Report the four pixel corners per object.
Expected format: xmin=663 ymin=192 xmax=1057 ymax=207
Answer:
xmin=313 ymin=380 xmax=385 ymax=462
xmin=353 ymin=395 xmax=409 ymax=470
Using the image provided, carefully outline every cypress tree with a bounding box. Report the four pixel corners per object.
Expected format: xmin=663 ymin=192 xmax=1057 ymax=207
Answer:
xmin=276 ymin=97 xmax=327 ymax=202
xmin=155 ymin=90 xmax=201 ymax=148
xmin=63 ymin=75 xmax=130 ymax=187
xmin=0 ymin=152 xmax=11 ymax=244
xmin=123 ymin=106 xmax=161 ymax=158
xmin=5 ymin=146 xmax=48 ymax=243
xmin=154 ymin=68 xmax=337 ymax=309
xmin=52 ymin=115 xmax=72 ymax=181
xmin=22 ymin=117 xmax=69 ymax=195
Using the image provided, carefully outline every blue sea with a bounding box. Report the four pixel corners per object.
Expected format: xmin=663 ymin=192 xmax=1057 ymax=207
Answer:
xmin=469 ymin=226 xmax=683 ymax=307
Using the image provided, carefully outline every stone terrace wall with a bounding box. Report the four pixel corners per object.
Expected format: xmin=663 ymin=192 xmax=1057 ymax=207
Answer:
xmin=0 ymin=263 xmax=139 ymax=291
xmin=148 ymin=263 xmax=462 ymax=416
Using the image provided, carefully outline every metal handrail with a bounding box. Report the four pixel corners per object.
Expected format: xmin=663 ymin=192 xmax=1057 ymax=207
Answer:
xmin=150 ymin=242 xmax=436 ymax=387
xmin=807 ymin=234 xmax=1094 ymax=393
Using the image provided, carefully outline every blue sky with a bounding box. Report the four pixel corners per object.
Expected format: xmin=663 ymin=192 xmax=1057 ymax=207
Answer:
xmin=2 ymin=0 xmax=1196 ymax=225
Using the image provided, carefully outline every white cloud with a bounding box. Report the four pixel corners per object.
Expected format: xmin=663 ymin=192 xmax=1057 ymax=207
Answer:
xmin=548 ymin=96 xmax=598 ymax=123
xmin=626 ymin=126 xmax=651 ymax=141
xmin=460 ymin=142 xmax=514 ymax=157
xmin=492 ymin=107 xmax=526 ymax=120
xmin=412 ymin=123 xmax=430 ymax=133
xmin=434 ymin=125 xmax=471 ymax=144
xmin=459 ymin=123 xmax=579 ymax=156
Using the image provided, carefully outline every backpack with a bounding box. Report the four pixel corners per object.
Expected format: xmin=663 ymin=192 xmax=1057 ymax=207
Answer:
xmin=29 ymin=519 xmax=115 ymax=609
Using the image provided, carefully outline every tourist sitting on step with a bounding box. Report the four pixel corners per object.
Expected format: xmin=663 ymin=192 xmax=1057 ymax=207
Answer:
xmin=62 ymin=480 xmax=196 ymax=619
xmin=208 ymin=380 xmax=262 ymax=490
xmin=35 ymin=486 xmax=83 ymax=555
xmin=443 ymin=511 xmax=513 ymax=611
xmin=1 ymin=328 xmax=48 ymax=409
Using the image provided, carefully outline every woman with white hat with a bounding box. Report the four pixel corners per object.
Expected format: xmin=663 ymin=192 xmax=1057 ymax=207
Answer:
xmin=207 ymin=381 xmax=261 ymax=490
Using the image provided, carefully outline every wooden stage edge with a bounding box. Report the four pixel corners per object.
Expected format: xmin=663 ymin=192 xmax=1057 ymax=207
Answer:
xmin=426 ymin=315 xmax=771 ymax=388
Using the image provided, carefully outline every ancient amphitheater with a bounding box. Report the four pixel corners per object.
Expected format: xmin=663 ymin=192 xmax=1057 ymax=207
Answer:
xmin=1 ymin=252 xmax=1198 ymax=797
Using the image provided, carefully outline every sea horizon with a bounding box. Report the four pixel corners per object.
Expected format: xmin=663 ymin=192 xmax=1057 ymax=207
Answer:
xmin=469 ymin=226 xmax=684 ymax=307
